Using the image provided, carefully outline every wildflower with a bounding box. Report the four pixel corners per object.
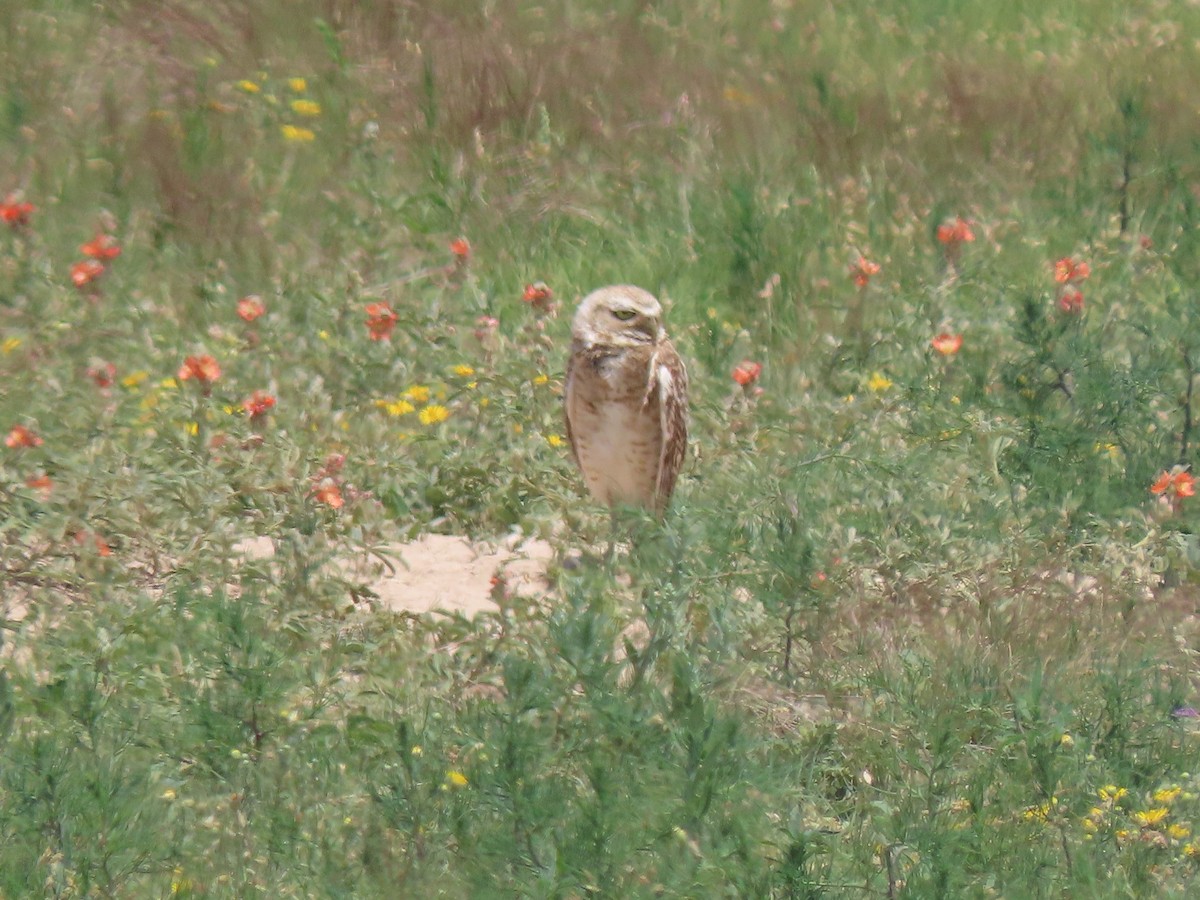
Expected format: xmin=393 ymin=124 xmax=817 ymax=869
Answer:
xmin=1058 ymin=290 xmax=1084 ymax=314
xmin=161 ymin=789 xmax=177 ymax=801
xmin=404 ymin=385 xmax=431 ymax=404
xmin=244 ymin=390 xmax=276 ymax=419
xmin=1169 ymin=824 xmax=1191 ymax=840
xmin=532 ymin=373 xmax=549 ymax=386
xmin=1060 ymin=733 xmax=1075 ymax=747
xmin=937 ymin=216 xmax=975 ymax=246
xmin=446 ymin=770 xmax=469 ymax=788
xmin=1154 ymin=787 xmax=1182 ymax=805
xmin=931 ymin=333 xmax=963 ymax=356
xmin=732 ymin=361 xmax=763 ymax=387
xmin=74 ymin=530 xmax=112 ymax=557
xmin=1173 ymin=706 xmax=1199 ymax=719
xmin=237 ymin=79 xmax=261 ymax=94
xmin=288 ymin=77 xmax=307 ymax=92
xmin=0 ymin=195 xmax=34 ymax=227
xmin=546 ymin=434 xmax=564 ymax=447
xmin=290 ymin=99 xmax=321 ymax=117
xmin=2 ymin=337 xmax=20 ymax=353
xmin=70 ymin=259 xmax=105 ymax=288
xmin=867 ymin=372 xmax=893 ymax=393
xmin=419 ymin=404 xmax=450 ymax=425
xmin=281 ymin=125 xmax=316 ymax=143
xmin=1134 ymin=807 xmax=1169 ymax=828
xmin=313 ymin=479 xmax=344 ymax=509
xmin=365 ymin=302 xmax=398 ymax=341
xmin=237 ymin=295 xmax=265 ymax=322
xmin=474 ymin=315 xmax=499 ymax=345
xmin=522 ymin=281 xmax=554 ymax=312
xmin=452 ymin=364 xmax=475 ymax=377
xmin=80 ymin=233 xmax=121 ymax=260
xmin=378 ymin=398 xmax=415 ymax=416
xmin=1099 ymin=786 xmax=1128 ymax=803
xmin=851 ymin=255 xmax=881 ymax=288
xmin=88 ymin=361 xmax=117 ymax=388
xmin=178 ymin=354 xmax=221 ymax=386
xmin=1054 ymin=257 xmax=1091 ymax=284
xmin=450 ymin=237 xmax=470 ymax=260
xmin=5 ymin=424 xmax=42 ymax=448
xmin=121 ymin=370 xmax=149 ymax=389
xmin=25 ymin=473 xmax=52 ymax=497
xmin=1151 ymin=467 xmax=1195 ymax=503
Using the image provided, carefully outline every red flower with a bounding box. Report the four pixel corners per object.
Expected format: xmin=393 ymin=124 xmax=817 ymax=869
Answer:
xmin=74 ymin=530 xmax=112 ymax=557
xmin=70 ymin=259 xmax=105 ymax=288
xmin=5 ymin=424 xmax=42 ymax=448
xmin=931 ymin=333 xmax=963 ymax=355
xmin=1057 ymin=290 xmax=1084 ymax=314
xmin=1053 ymin=257 xmax=1090 ymax=284
xmin=732 ymin=361 xmax=763 ymax=386
xmin=1151 ymin=468 xmax=1195 ymax=503
xmin=313 ymin=479 xmax=344 ymax=509
xmin=88 ymin=361 xmax=117 ymax=388
xmin=0 ymin=196 xmax=34 ymax=227
xmin=450 ymin=237 xmax=471 ymax=260
xmin=936 ymin=217 xmax=975 ymax=245
xmin=237 ymin=295 xmax=265 ymax=322
xmin=365 ymin=301 xmax=398 ymax=341
xmin=178 ymin=354 xmax=221 ymax=385
xmin=851 ymin=256 xmax=881 ymax=288
xmin=522 ymin=281 xmax=554 ymax=312
xmin=244 ymin=390 xmax=276 ymax=419
xmin=80 ymin=233 xmax=121 ymax=260
xmin=25 ymin=473 xmax=53 ymax=497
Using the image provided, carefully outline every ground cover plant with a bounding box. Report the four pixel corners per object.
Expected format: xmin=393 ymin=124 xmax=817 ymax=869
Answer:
xmin=3 ymin=0 xmax=1200 ymax=895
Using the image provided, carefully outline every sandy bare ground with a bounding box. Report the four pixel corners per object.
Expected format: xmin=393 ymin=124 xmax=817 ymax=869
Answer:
xmin=235 ymin=532 xmax=555 ymax=617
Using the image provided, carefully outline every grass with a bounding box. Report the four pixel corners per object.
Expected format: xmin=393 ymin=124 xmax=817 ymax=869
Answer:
xmin=3 ymin=0 xmax=1200 ymax=895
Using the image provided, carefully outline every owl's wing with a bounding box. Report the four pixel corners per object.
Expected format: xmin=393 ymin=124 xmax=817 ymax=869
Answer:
xmin=653 ymin=340 xmax=689 ymax=512
xmin=563 ymin=343 xmax=581 ymax=467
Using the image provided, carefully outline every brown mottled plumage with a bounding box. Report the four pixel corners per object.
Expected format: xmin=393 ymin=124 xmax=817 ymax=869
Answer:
xmin=564 ymin=285 xmax=689 ymax=515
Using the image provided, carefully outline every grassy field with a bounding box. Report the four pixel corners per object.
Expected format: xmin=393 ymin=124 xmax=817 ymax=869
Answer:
xmin=3 ymin=0 xmax=1200 ymax=895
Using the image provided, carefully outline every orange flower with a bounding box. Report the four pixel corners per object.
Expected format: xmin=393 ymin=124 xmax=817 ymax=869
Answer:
xmin=70 ymin=259 xmax=105 ymax=288
xmin=1054 ymin=257 xmax=1091 ymax=284
xmin=313 ymin=479 xmax=344 ymax=509
xmin=178 ymin=354 xmax=221 ymax=385
xmin=88 ymin=361 xmax=117 ymax=388
xmin=450 ymin=237 xmax=471 ymax=260
xmin=732 ymin=361 xmax=762 ymax=386
xmin=244 ymin=390 xmax=276 ymax=419
xmin=522 ymin=281 xmax=554 ymax=312
xmin=365 ymin=301 xmax=398 ymax=341
xmin=1058 ymin=290 xmax=1084 ymax=314
xmin=1151 ymin=468 xmax=1195 ymax=501
xmin=74 ymin=530 xmax=112 ymax=557
xmin=851 ymin=256 xmax=881 ymax=288
xmin=24 ymin=473 xmax=53 ymax=497
xmin=0 ymin=196 xmax=34 ymax=227
xmin=237 ymin=295 xmax=265 ymax=322
xmin=5 ymin=424 xmax=42 ymax=448
xmin=931 ymin=333 xmax=963 ymax=355
xmin=936 ymin=217 xmax=975 ymax=245
xmin=80 ymin=233 xmax=121 ymax=260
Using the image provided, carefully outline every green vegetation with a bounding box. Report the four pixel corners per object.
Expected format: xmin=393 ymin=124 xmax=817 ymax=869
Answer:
xmin=3 ymin=1 xmax=1200 ymax=895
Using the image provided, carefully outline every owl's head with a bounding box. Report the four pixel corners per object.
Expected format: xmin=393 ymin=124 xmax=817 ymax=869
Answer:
xmin=571 ymin=285 xmax=665 ymax=347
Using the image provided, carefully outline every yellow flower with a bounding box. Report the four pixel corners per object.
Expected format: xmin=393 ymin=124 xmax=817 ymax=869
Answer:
xmin=184 ymin=422 xmax=199 ymax=436
xmin=290 ymin=99 xmax=321 ymax=117
xmin=318 ymin=330 xmax=330 ymax=341
xmin=1168 ymin=823 xmax=1191 ymax=840
xmin=281 ymin=124 xmax=316 ymax=143
xmin=1185 ymin=842 xmax=1200 ymax=858
xmin=532 ymin=373 xmax=549 ymax=386
xmin=237 ymin=79 xmax=261 ymax=94
xmin=866 ymin=372 xmax=893 ymax=393
xmin=1059 ymin=733 xmax=1074 ymax=747
xmin=1099 ymin=786 xmax=1128 ymax=803
xmin=161 ymin=788 xmax=177 ymax=801
xmin=160 ymin=377 xmax=178 ymax=389
xmin=404 ymin=385 xmax=431 ymax=404
xmin=1154 ymin=786 xmax=1182 ymax=804
xmin=419 ymin=404 xmax=450 ymax=425
xmin=1082 ymin=818 xmax=1098 ymax=832
xmin=1 ymin=337 xmax=20 ymax=354
xmin=288 ymin=77 xmax=307 ymax=92
xmin=381 ymin=399 xmax=415 ymax=417
xmin=452 ymin=364 xmax=476 ymax=377
xmin=411 ymin=745 xmax=422 ymax=756
xmin=446 ymin=770 xmax=468 ymax=788
xmin=546 ymin=434 xmax=564 ymax=448
xmin=1133 ymin=807 xmax=1169 ymax=827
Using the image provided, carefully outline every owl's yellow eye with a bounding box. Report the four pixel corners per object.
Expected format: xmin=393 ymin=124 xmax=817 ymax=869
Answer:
xmin=612 ymin=309 xmax=637 ymax=321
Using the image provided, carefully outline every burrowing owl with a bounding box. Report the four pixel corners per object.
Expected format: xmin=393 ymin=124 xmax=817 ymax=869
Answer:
xmin=564 ymin=285 xmax=689 ymax=515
